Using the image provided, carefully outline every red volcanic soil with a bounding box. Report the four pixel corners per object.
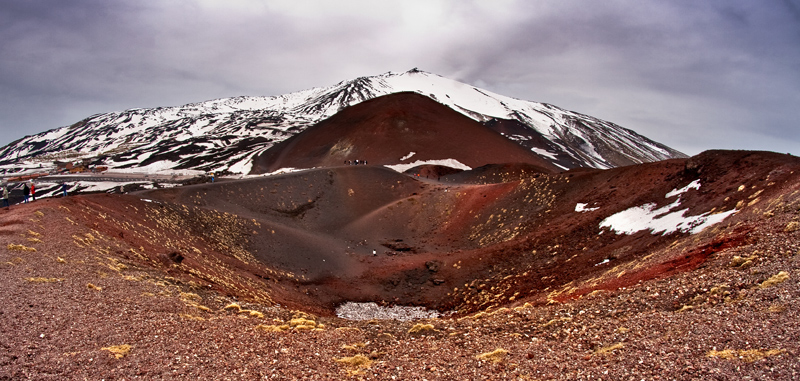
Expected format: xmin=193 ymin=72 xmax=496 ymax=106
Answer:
xmin=2 ymin=150 xmax=800 ymax=379
xmin=137 ymin=150 xmax=800 ymax=314
xmin=250 ymin=92 xmax=560 ymax=174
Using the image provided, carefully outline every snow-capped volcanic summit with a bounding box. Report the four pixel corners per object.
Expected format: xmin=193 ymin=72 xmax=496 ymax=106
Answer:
xmin=0 ymin=69 xmax=685 ymax=174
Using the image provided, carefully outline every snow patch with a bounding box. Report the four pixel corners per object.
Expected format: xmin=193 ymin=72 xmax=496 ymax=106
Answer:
xmin=335 ymin=302 xmax=442 ymax=321
xmin=666 ymin=179 xmax=701 ymax=198
xmin=106 ymin=168 xmax=205 ymax=176
xmin=575 ymin=203 xmax=599 ymax=212
xmin=531 ymin=147 xmax=558 ymax=160
xmin=227 ymin=154 xmax=255 ymax=174
xmin=113 ymin=160 xmax=178 ymax=174
xmin=595 ymin=258 xmax=612 ymax=266
xmin=400 ymin=152 xmax=416 ymax=161
xmin=385 ymin=159 xmax=471 ymax=173
xmin=262 ymin=167 xmax=306 ymax=176
xmin=600 ymin=180 xmax=736 ymax=235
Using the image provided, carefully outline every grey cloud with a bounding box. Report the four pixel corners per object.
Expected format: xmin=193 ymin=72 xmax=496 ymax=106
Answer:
xmin=0 ymin=0 xmax=798 ymax=156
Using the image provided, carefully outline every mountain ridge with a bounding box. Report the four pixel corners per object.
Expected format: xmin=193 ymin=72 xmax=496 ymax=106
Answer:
xmin=0 ymin=69 xmax=686 ymax=174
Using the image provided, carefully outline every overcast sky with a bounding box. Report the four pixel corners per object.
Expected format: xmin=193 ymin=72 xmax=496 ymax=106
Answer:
xmin=1 ymin=0 xmax=799 ymax=156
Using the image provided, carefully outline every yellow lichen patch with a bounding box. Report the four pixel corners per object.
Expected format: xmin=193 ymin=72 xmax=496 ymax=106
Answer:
xmin=676 ymin=305 xmax=693 ymax=313
xmin=540 ymin=317 xmax=571 ymax=328
xmin=26 ymin=237 xmax=42 ymax=244
xmin=768 ymin=304 xmax=787 ymax=313
xmin=87 ymin=283 xmax=102 ymax=291
xmin=242 ymin=310 xmax=264 ymax=319
xmin=256 ymin=324 xmax=290 ymax=332
xmin=27 ymin=230 xmax=41 ymax=237
xmin=476 ymin=348 xmax=508 ymax=363
xmin=342 ymin=343 xmax=366 ymax=351
xmin=249 ymin=310 xmax=264 ymax=318
xmin=335 ymin=354 xmax=373 ymax=371
xmin=104 ymin=258 xmax=127 ymax=272
xmin=710 ymin=284 xmax=730 ymax=295
xmin=595 ymin=343 xmax=624 ymax=356
xmin=785 ymin=221 xmax=799 ymax=232
xmin=729 ymin=255 xmax=757 ymax=269
xmin=289 ymin=317 xmax=319 ymax=330
xmin=192 ymin=304 xmax=211 ymax=312
xmin=101 ymin=344 xmax=132 ymax=359
xmin=180 ymin=292 xmax=202 ymax=302
xmin=513 ymin=302 xmax=534 ymax=312
xmin=34 ymin=210 xmax=44 ymax=218
xmin=587 ymin=289 xmax=609 ymax=298
xmin=223 ymin=303 xmax=242 ymax=311
xmin=758 ymin=271 xmax=789 ymax=289
xmin=56 ymin=257 xmax=66 ymax=263
xmin=408 ymin=323 xmax=436 ymax=334
xmin=7 ymin=243 xmax=36 ymax=252
xmin=26 ymin=277 xmax=64 ymax=283
xmin=179 ymin=314 xmax=206 ymax=321
xmin=707 ymin=349 xmax=785 ymax=362
xmin=459 ymin=311 xmax=487 ymax=321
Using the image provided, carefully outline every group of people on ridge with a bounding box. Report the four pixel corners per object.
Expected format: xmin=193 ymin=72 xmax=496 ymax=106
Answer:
xmin=1 ymin=182 xmax=70 ymax=210
xmin=344 ymin=160 xmax=368 ymax=165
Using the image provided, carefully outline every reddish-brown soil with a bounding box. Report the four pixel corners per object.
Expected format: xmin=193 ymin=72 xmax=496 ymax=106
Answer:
xmin=2 ymin=150 xmax=799 ymax=379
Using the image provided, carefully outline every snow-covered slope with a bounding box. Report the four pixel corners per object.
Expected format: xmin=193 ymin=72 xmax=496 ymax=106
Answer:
xmin=0 ymin=69 xmax=685 ymax=174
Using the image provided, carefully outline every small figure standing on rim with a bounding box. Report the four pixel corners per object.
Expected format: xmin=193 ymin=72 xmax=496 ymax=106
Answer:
xmin=1 ymin=186 xmax=9 ymax=210
xmin=22 ymin=183 xmax=29 ymax=203
xmin=61 ymin=182 xmax=68 ymax=197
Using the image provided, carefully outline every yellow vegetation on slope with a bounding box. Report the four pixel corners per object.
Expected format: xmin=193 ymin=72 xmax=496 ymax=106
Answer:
xmin=408 ymin=323 xmax=436 ymax=334
xmin=759 ymin=271 xmax=789 ymax=289
xmin=102 ymin=344 xmax=132 ymax=359
xmin=7 ymin=244 xmax=36 ymax=252
xmin=707 ymin=349 xmax=784 ymax=362
xmin=476 ymin=348 xmax=508 ymax=363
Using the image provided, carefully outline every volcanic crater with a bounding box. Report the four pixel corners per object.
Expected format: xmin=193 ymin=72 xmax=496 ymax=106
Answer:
xmin=118 ymin=149 xmax=799 ymax=318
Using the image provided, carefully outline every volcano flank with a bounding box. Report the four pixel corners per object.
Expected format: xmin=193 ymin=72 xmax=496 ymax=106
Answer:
xmin=251 ymin=92 xmax=560 ymax=174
